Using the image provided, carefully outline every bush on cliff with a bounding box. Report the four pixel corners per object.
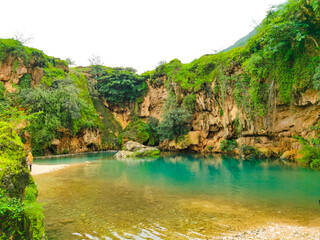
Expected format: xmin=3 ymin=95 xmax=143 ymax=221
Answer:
xmin=19 ymin=78 xmax=99 ymax=156
xmin=0 ymin=122 xmax=45 ymax=239
xmin=220 ymin=139 xmax=237 ymax=152
xmin=295 ymin=122 xmax=320 ymax=168
xmin=121 ymin=117 xmax=159 ymax=146
xmin=158 ymin=107 xmax=192 ymax=142
xmin=97 ymin=69 xmax=147 ymax=105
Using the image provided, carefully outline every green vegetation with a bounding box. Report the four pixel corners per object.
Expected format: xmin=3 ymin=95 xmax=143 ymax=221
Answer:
xmin=19 ymin=78 xmax=100 ymax=156
xmin=145 ymin=0 xmax=320 ymax=120
xmin=92 ymin=98 xmax=122 ymax=149
xmin=220 ymin=139 xmax=237 ymax=152
xmin=0 ymin=82 xmax=30 ymax=126
xmin=121 ymin=117 xmax=159 ymax=146
xmin=0 ymin=122 xmax=25 ymax=180
xmin=295 ymin=122 xmax=320 ymax=168
xmin=0 ymin=122 xmax=45 ymax=239
xmin=157 ymin=93 xmax=192 ymax=142
xmin=97 ymin=69 xmax=147 ymax=105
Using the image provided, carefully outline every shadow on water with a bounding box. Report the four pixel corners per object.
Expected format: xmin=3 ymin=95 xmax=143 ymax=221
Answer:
xmin=34 ymin=152 xmax=320 ymax=239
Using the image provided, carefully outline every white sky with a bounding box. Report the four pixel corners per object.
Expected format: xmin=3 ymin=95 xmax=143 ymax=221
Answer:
xmin=1 ymin=0 xmax=287 ymax=73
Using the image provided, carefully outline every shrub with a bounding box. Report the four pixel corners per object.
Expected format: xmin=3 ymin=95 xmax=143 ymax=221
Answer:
xmin=182 ymin=94 xmax=196 ymax=111
xmin=238 ymin=145 xmax=260 ymax=158
xmin=122 ymin=118 xmax=149 ymax=144
xmin=97 ymin=69 xmax=147 ymax=105
xmin=19 ymin=78 xmax=99 ymax=155
xmin=295 ymin=122 xmax=320 ymax=168
xmin=19 ymin=73 xmax=31 ymax=88
xmin=158 ymin=107 xmax=192 ymax=142
xmin=220 ymin=139 xmax=237 ymax=152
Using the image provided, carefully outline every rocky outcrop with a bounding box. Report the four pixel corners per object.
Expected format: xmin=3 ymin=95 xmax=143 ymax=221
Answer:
xmin=48 ymin=128 xmax=107 ymax=154
xmin=115 ymin=141 xmax=160 ymax=159
xmin=132 ymin=78 xmax=319 ymax=160
xmin=139 ymin=82 xmax=168 ymax=120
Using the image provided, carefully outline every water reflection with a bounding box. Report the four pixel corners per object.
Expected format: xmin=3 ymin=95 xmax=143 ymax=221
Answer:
xmin=34 ymin=152 xmax=320 ymax=239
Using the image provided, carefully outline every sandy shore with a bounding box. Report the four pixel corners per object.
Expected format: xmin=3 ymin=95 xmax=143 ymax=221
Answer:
xmin=31 ymin=164 xmax=70 ymax=175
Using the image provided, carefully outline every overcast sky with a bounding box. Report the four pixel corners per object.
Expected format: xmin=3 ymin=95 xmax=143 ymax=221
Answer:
xmin=1 ymin=0 xmax=287 ymax=73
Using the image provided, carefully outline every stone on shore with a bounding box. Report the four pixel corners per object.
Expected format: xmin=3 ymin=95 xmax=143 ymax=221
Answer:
xmin=115 ymin=141 xmax=160 ymax=159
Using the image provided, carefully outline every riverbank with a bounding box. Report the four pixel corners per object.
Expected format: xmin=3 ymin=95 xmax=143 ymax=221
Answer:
xmin=31 ymin=164 xmax=70 ymax=175
xmin=218 ymin=223 xmax=320 ymax=239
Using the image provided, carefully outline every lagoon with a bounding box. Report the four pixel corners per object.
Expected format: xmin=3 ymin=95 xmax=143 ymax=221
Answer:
xmin=34 ymin=152 xmax=320 ymax=239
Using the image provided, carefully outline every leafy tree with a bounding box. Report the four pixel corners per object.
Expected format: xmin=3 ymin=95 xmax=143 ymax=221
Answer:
xmin=295 ymin=122 xmax=320 ymax=168
xmin=157 ymin=107 xmax=192 ymax=142
xmin=97 ymin=69 xmax=147 ymax=105
xmin=19 ymin=78 xmax=98 ymax=155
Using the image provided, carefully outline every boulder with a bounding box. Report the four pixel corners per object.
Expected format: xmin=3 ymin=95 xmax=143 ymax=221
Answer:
xmin=115 ymin=141 xmax=160 ymax=159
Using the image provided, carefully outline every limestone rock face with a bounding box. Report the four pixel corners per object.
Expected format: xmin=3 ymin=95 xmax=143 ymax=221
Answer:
xmin=115 ymin=141 xmax=160 ymax=159
xmin=137 ymin=78 xmax=319 ymax=158
xmin=139 ymin=82 xmax=168 ymax=120
xmin=49 ymin=128 xmax=105 ymax=154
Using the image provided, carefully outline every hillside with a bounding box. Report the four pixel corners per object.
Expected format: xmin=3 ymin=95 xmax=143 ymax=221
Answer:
xmin=0 ymin=0 xmax=319 ymax=167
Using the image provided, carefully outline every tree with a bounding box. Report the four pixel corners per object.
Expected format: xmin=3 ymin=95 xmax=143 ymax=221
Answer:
xmin=157 ymin=107 xmax=192 ymax=141
xmin=66 ymin=58 xmax=75 ymax=67
xmin=13 ymin=32 xmax=33 ymax=45
xmin=19 ymin=78 xmax=98 ymax=155
xmin=88 ymin=55 xmax=103 ymax=66
xmin=97 ymin=69 xmax=147 ymax=105
xmin=88 ymin=55 xmax=104 ymax=78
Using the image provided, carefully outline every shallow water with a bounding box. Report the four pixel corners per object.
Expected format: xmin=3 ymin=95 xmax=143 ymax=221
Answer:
xmin=34 ymin=152 xmax=320 ymax=239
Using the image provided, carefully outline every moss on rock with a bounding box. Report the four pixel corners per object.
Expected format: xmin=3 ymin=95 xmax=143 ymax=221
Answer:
xmin=0 ymin=122 xmax=46 ymax=239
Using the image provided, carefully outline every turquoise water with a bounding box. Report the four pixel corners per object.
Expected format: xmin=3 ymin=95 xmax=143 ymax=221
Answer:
xmin=34 ymin=152 xmax=320 ymax=239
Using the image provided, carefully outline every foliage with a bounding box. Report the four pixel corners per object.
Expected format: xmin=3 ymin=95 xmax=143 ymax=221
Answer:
xmin=24 ymin=183 xmax=46 ymax=239
xmin=41 ymin=65 xmax=66 ymax=86
xmin=121 ymin=117 xmax=159 ymax=146
xmin=19 ymin=73 xmax=31 ymax=89
xmin=0 ymin=190 xmax=25 ymax=239
xmin=238 ymin=145 xmax=260 ymax=158
xmin=0 ymin=186 xmax=45 ymax=239
xmin=295 ymin=122 xmax=320 ymax=168
xmin=0 ymin=122 xmax=25 ymax=180
xmin=0 ymin=39 xmax=67 ymax=69
xmin=220 ymin=139 xmax=237 ymax=152
xmin=141 ymin=0 xmax=320 ymax=121
xmin=313 ymin=64 xmax=320 ymax=90
xmin=182 ymin=94 xmax=196 ymax=111
xmin=158 ymin=107 xmax=192 ymax=142
xmin=146 ymin=117 xmax=160 ymax=146
xmin=19 ymin=78 xmax=99 ymax=156
xmin=97 ymin=69 xmax=147 ymax=105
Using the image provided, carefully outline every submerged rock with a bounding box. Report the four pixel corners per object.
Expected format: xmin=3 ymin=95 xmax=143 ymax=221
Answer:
xmin=115 ymin=141 xmax=160 ymax=159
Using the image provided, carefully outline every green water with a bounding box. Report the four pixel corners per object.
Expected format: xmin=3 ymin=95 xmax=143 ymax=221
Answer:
xmin=34 ymin=152 xmax=320 ymax=239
